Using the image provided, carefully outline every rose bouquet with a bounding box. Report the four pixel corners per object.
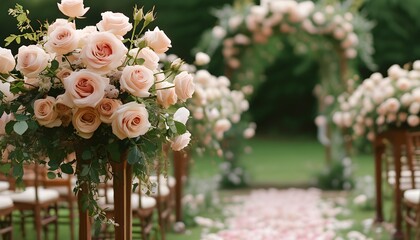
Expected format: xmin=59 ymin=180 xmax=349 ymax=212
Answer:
xmin=332 ymin=61 xmax=420 ymax=141
xmin=0 ymin=0 xmax=194 ymax=219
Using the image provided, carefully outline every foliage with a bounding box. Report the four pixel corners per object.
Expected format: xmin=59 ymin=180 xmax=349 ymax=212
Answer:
xmin=316 ymin=156 xmax=354 ymax=190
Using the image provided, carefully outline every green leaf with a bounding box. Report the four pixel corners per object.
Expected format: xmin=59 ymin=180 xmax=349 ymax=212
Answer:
xmin=27 ymin=120 xmax=39 ymax=130
xmin=5 ymin=121 xmax=15 ymax=134
xmin=107 ymin=141 xmax=120 ymax=162
xmin=47 ymin=172 xmax=56 ymax=180
xmin=60 ymin=163 xmax=74 ymax=175
xmin=13 ymin=121 xmax=28 ymax=135
xmin=127 ymin=146 xmax=141 ymax=165
xmin=80 ymin=165 xmax=89 ymax=177
xmin=82 ymin=150 xmax=92 ymax=160
xmin=174 ymin=121 xmax=187 ymax=134
xmin=14 ymin=114 xmax=28 ymax=121
xmin=0 ymin=163 xmax=11 ymax=174
xmin=50 ymin=60 xmax=59 ymax=71
xmin=12 ymin=164 xmax=23 ymax=178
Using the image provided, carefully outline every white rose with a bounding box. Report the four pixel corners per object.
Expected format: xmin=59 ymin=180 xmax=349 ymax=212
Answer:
xmin=58 ymin=0 xmax=90 ymax=18
xmin=45 ymin=22 xmax=80 ymax=55
xmin=171 ymin=131 xmax=191 ymax=151
xmin=63 ymin=69 xmax=109 ymax=108
xmin=174 ymin=71 xmax=195 ymax=102
xmin=214 ymin=119 xmax=231 ymax=139
xmin=120 ymin=65 xmax=154 ymax=97
xmin=97 ymin=11 xmax=133 ymax=37
xmin=144 ymin=27 xmax=172 ymax=54
xmin=243 ymin=128 xmax=255 ymax=139
xmin=72 ymin=107 xmax=101 ymax=139
xmin=34 ymin=96 xmax=62 ymax=128
xmin=408 ymin=115 xmax=420 ymax=127
xmin=0 ymin=82 xmax=16 ymax=102
xmin=129 ymin=47 xmax=159 ymax=70
xmin=81 ymin=32 xmax=128 ymax=74
xmin=173 ymin=107 xmax=190 ymax=125
xmin=195 ymin=52 xmax=210 ymax=66
xmin=16 ymin=45 xmax=49 ymax=77
xmin=0 ymin=47 xmax=15 ymax=73
xmin=111 ymin=102 xmax=151 ymax=139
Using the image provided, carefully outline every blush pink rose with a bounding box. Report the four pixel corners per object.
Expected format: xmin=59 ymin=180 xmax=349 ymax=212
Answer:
xmin=144 ymin=27 xmax=172 ymax=54
xmin=81 ymin=32 xmax=128 ymax=74
xmin=173 ymin=107 xmax=190 ymax=125
xmin=128 ymin=47 xmax=159 ymax=70
xmin=173 ymin=71 xmax=195 ymax=102
xmin=48 ymin=19 xmax=75 ymax=35
xmin=45 ymin=22 xmax=80 ymax=55
xmin=16 ymin=45 xmax=50 ymax=78
xmin=120 ymin=65 xmax=154 ymax=97
xmin=72 ymin=107 xmax=101 ymax=139
xmin=34 ymin=96 xmax=62 ymax=128
xmin=156 ymin=81 xmax=177 ymax=109
xmin=56 ymin=68 xmax=73 ymax=82
xmin=111 ymin=102 xmax=151 ymax=139
xmin=97 ymin=11 xmax=133 ymax=37
xmin=0 ymin=47 xmax=15 ymax=73
xmin=57 ymin=0 xmax=90 ymax=18
xmin=171 ymin=131 xmax=191 ymax=151
xmin=96 ymin=98 xmax=122 ymax=124
xmin=63 ymin=69 xmax=109 ymax=108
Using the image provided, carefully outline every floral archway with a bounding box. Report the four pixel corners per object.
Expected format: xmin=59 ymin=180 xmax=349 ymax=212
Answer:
xmin=196 ymin=0 xmax=376 ymax=187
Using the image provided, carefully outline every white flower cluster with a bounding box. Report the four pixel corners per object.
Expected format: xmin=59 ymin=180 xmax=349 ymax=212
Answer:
xmin=333 ymin=61 xmax=420 ymax=141
xmin=217 ymin=0 xmax=359 ymax=69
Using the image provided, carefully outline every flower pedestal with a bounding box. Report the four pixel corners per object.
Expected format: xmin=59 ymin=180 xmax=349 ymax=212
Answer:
xmin=173 ymin=150 xmax=189 ymax=222
xmin=78 ymin=181 xmax=92 ymax=240
xmin=110 ymin=153 xmax=133 ymax=240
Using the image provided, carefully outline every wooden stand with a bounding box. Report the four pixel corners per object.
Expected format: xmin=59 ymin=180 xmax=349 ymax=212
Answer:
xmin=111 ymin=151 xmax=132 ymax=240
xmin=173 ymin=150 xmax=189 ymax=222
xmin=75 ymin=147 xmax=92 ymax=240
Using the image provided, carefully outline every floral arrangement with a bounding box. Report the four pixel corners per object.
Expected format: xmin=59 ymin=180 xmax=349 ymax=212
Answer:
xmin=332 ymin=61 xmax=420 ymax=141
xmin=0 ymin=0 xmax=194 ymax=219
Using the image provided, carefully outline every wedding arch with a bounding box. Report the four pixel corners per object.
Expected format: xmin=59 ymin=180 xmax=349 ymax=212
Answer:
xmin=197 ymin=0 xmax=375 ymax=163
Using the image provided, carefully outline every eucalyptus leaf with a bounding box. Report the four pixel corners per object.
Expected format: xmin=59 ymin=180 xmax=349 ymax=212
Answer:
xmin=47 ymin=172 xmax=56 ymax=180
xmin=12 ymin=164 xmax=23 ymax=178
xmin=128 ymin=146 xmax=141 ymax=165
xmin=80 ymin=165 xmax=89 ymax=177
xmin=174 ymin=121 xmax=187 ymax=134
xmin=13 ymin=121 xmax=28 ymax=135
xmin=60 ymin=163 xmax=74 ymax=174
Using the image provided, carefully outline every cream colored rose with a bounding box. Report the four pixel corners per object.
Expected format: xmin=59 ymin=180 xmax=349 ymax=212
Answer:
xmin=48 ymin=19 xmax=75 ymax=34
xmin=144 ymin=27 xmax=172 ymax=54
xmin=56 ymin=68 xmax=73 ymax=82
xmin=173 ymin=107 xmax=190 ymax=125
xmin=97 ymin=11 xmax=133 ymax=37
xmin=24 ymin=77 xmax=40 ymax=89
xmin=171 ymin=131 xmax=191 ymax=151
xmin=120 ymin=65 xmax=154 ymax=97
xmin=0 ymin=81 xmax=16 ymax=102
xmin=16 ymin=45 xmax=49 ymax=78
xmin=45 ymin=22 xmax=79 ymax=55
xmin=111 ymin=102 xmax=151 ymax=139
xmin=55 ymin=95 xmax=72 ymax=127
xmin=34 ymin=96 xmax=62 ymax=128
xmin=72 ymin=107 xmax=101 ymax=139
xmin=57 ymin=0 xmax=90 ymax=18
xmin=96 ymin=98 xmax=122 ymax=124
xmin=0 ymin=47 xmax=15 ymax=73
xmin=174 ymin=71 xmax=195 ymax=102
xmin=0 ymin=113 xmax=14 ymax=135
xmin=63 ymin=69 xmax=109 ymax=108
xmin=81 ymin=32 xmax=128 ymax=74
xmin=214 ymin=119 xmax=231 ymax=139
xmin=156 ymin=81 xmax=177 ymax=109
xmin=129 ymin=47 xmax=159 ymax=70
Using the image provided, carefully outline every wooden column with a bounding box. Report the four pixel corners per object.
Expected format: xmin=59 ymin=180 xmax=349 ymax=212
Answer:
xmin=173 ymin=150 xmax=188 ymax=222
xmin=111 ymin=151 xmax=132 ymax=240
xmin=373 ymin=133 xmax=385 ymax=223
xmin=75 ymin=146 xmax=92 ymax=240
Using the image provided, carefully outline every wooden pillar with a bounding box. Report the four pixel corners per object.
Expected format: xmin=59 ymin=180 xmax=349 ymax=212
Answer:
xmin=391 ymin=130 xmax=405 ymax=240
xmin=111 ymin=151 xmax=132 ymax=240
xmin=373 ymin=134 xmax=384 ymax=223
xmin=75 ymin=146 xmax=92 ymax=240
xmin=173 ymin=150 xmax=187 ymax=222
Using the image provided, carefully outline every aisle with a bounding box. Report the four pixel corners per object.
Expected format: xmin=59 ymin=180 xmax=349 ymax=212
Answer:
xmin=201 ymin=188 xmax=366 ymax=240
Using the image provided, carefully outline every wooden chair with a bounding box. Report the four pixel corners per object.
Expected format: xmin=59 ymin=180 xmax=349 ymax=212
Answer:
xmin=0 ymin=196 xmax=14 ymax=239
xmin=403 ymin=131 xmax=420 ymax=239
xmin=1 ymin=163 xmax=60 ymax=240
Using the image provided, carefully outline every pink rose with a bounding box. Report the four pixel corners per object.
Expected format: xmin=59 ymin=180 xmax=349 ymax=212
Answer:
xmin=24 ymin=77 xmax=40 ymax=89
xmin=34 ymin=96 xmax=62 ymax=128
xmin=144 ymin=27 xmax=172 ymax=54
xmin=0 ymin=47 xmax=15 ymax=73
xmin=171 ymin=131 xmax=191 ymax=151
xmin=129 ymin=47 xmax=159 ymax=70
xmin=45 ymin=22 xmax=79 ymax=55
xmin=63 ymin=69 xmax=109 ymax=108
xmin=214 ymin=119 xmax=231 ymax=139
xmin=174 ymin=71 xmax=195 ymax=102
xmin=97 ymin=11 xmax=133 ymax=37
xmin=0 ymin=82 xmax=16 ymax=102
xmin=72 ymin=107 xmax=101 ymax=139
xmin=156 ymin=81 xmax=177 ymax=109
xmin=56 ymin=68 xmax=73 ymax=82
xmin=55 ymin=95 xmax=72 ymax=127
xmin=57 ymin=0 xmax=90 ymax=18
xmin=120 ymin=65 xmax=154 ymax=97
xmin=81 ymin=32 xmax=128 ymax=74
xmin=96 ymin=98 xmax=122 ymax=124
xmin=173 ymin=107 xmax=190 ymax=125
xmin=111 ymin=102 xmax=151 ymax=139
xmin=16 ymin=45 xmax=49 ymax=77
xmin=0 ymin=113 xmax=14 ymax=135
xmin=48 ymin=19 xmax=75 ymax=35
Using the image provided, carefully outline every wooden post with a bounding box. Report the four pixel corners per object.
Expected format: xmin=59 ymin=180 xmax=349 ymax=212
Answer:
xmin=373 ymin=133 xmax=384 ymax=223
xmin=173 ymin=150 xmax=187 ymax=222
xmin=111 ymin=151 xmax=132 ymax=240
xmin=391 ymin=130 xmax=405 ymax=240
xmin=75 ymin=146 xmax=92 ymax=240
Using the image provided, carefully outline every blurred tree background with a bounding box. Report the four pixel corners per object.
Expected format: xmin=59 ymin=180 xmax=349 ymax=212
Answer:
xmin=1 ymin=0 xmax=420 ymax=136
